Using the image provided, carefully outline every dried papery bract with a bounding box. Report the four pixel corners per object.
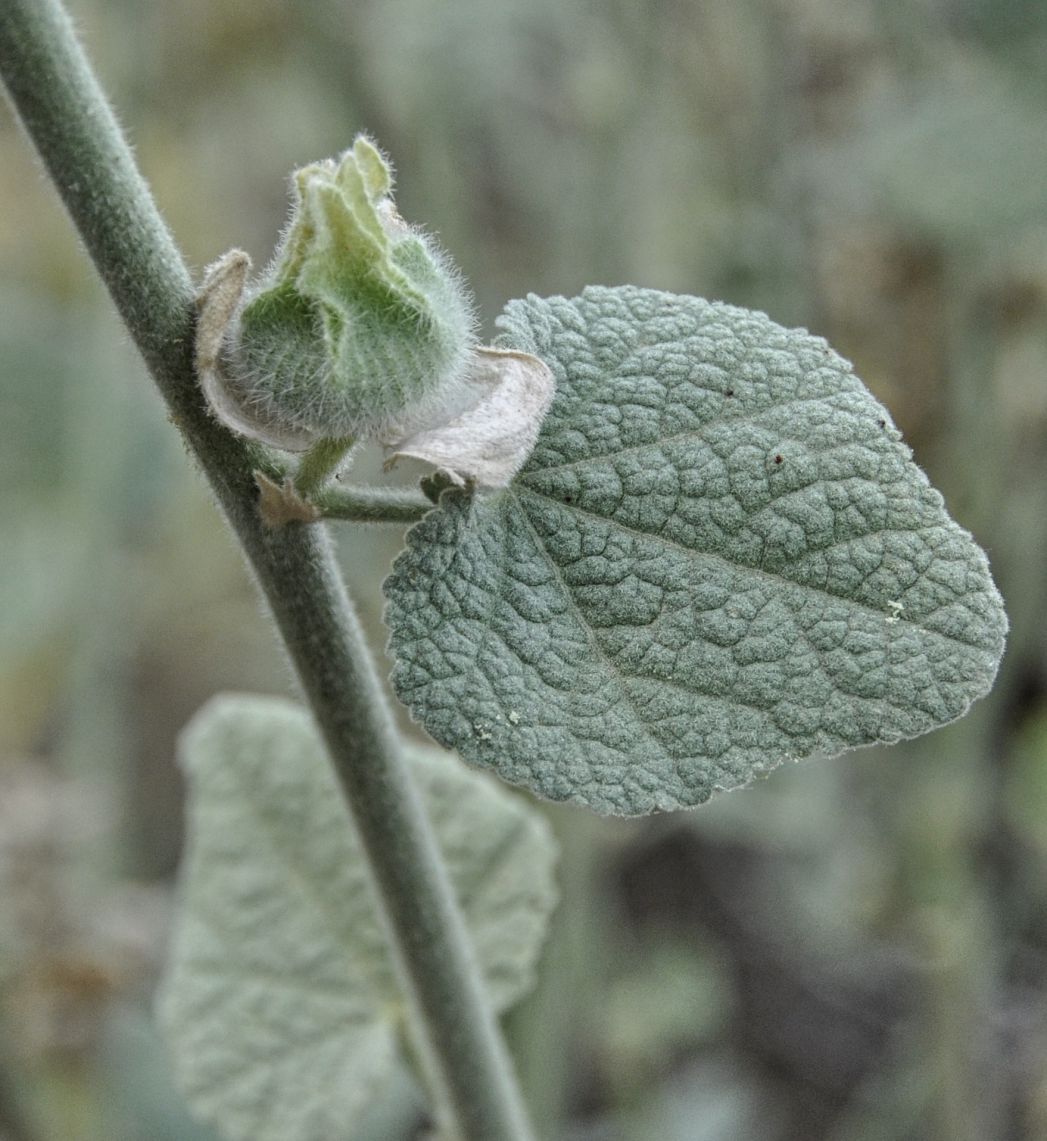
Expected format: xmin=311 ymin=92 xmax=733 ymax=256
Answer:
xmin=196 ymin=251 xmax=318 ymax=452
xmin=383 ymin=347 xmax=555 ymax=488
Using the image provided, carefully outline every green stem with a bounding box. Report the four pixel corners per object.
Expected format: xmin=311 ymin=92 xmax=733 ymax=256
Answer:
xmin=295 ymin=435 xmax=356 ymax=497
xmin=0 ymin=3 xmax=533 ymax=1139
xmin=312 ymin=483 xmax=433 ymax=524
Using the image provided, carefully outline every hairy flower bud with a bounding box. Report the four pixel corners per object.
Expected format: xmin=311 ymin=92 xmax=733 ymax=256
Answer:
xmin=198 ymin=136 xmax=477 ymax=450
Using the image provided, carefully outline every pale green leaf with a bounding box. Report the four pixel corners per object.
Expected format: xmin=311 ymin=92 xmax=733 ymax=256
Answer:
xmin=156 ymin=694 xmax=557 ymax=1141
xmin=384 ymin=286 xmax=1007 ymax=815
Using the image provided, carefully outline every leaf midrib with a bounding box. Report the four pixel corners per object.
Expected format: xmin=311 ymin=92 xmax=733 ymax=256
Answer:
xmin=512 ymin=485 xmax=990 ymax=654
xmin=507 ymin=489 xmax=682 ymax=787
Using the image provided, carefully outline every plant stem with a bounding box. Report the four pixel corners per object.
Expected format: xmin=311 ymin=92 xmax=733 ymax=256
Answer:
xmin=0 ymin=3 xmax=533 ymax=1139
xmin=295 ymin=435 xmax=356 ymax=497
xmin=312 ymin=482 xmax=434 ymax=524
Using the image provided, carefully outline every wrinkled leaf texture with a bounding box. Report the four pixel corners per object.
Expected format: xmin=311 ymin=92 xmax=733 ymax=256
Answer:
xmin=385 ymin=286 xmax=1007 ymax=815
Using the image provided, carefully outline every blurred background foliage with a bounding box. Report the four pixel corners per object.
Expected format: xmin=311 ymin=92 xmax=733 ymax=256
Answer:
xmin=2 ymin=0 xmax=1047 ymax=1137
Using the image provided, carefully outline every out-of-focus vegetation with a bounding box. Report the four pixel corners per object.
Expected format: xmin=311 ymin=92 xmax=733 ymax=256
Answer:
xmin=2 ymin=0 xmax=1046 ymax=1137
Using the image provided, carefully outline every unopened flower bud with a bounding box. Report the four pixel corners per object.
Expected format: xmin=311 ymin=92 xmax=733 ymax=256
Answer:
xmin=197 ymin=135 xmax=477 ymax=450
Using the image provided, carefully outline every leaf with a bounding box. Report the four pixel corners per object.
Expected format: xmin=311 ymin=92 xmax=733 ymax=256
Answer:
xmin=383 ymin=286 xmax=1007 ymax=816
xmin=156 ymin=694 xmax=557 ymax=1141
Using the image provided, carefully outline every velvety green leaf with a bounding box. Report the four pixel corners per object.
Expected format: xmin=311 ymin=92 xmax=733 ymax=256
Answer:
xmin=156 ymin=694 xmax=557 ymax=1141
xmin=384 ymin=286 xmax=1007 ymax=815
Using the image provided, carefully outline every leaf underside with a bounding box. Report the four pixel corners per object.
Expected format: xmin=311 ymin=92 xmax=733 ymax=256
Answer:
xmin=384 ymin=286 xmax=1007 ymax=816
xmin=157 ymin=695 xmax=557 ymax=1141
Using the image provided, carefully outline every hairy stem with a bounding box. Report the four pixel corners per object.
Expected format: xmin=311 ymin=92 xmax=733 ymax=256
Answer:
xmin=295 ymin=435 xmax=356 ymax=496
xmin=0 ymin=3 xmax=533 ymax=1139
xmin=312 ymin=482 xmax=434 ymax=524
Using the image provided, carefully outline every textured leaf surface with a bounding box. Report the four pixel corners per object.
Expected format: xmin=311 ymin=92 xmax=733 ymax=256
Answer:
xmin=384 ymin=286 xmax=1007 ymax=815
xmin=157 ymin=694 xmax=557 ymax=1141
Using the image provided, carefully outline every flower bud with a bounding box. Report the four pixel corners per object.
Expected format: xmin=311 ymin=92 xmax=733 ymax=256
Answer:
xmin=198 ymin=136 xmax=476 ymax=450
